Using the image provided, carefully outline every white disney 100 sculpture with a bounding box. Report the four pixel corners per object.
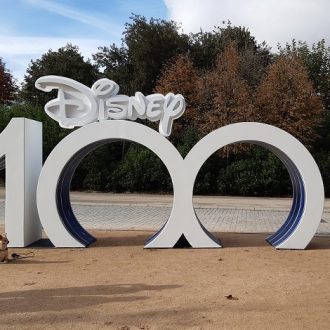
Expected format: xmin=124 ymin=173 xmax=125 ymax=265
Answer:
xmin=0 ymin=76 xmax=324 ymax=249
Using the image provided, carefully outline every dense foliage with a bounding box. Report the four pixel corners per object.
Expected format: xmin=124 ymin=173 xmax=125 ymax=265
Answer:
xmin=21 ymin=44 xmax=99 ymax=106
xmin=1 ymin=16 xmax=329 ymax=196
xmin=0 ymin=58 xmax=16 ymax=104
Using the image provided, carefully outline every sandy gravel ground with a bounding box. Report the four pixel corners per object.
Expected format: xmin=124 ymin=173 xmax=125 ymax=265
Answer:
xmin=1 ymin=229 xmax=330 ymax=330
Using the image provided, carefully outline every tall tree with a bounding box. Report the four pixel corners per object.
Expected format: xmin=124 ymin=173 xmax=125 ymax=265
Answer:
xmin=0 ymin=58 xmax=16 ymax=104
xmin=93 ymin=14 xmax=189 ymax=95
xmin=21 ymin=44 xmax=99 ymax=106
xmin=278 ymin=41 xmax=330 ymax=192
xmin=154 ymin=54 xmax=200 ymax=141
xmin=187 ymin=44 xmax=258 ymax=157
xmin=197 ymin=44 xmax=256 ymax=134
xmin=189 ymin=22 xmax=271 ymax=74
xmin=255 ymin=55 xmax=324 ymax=147
xmin=93 ymin=44 xmax=134 ymax=95
xmin=278 ymin=39 xmax=330 ymax=111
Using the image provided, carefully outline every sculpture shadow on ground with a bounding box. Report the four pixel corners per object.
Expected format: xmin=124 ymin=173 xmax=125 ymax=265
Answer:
xmin=0 ymin=283 xmax=180 ymax=314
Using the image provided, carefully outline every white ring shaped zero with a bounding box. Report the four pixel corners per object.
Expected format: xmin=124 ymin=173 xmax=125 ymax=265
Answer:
xmin=37 ymin=120 xmax=214 ymax=248
xmin=181 ymin=122 xmax=324 ymax=249
xmin=37 ymin=121 xmax=324 ymax=249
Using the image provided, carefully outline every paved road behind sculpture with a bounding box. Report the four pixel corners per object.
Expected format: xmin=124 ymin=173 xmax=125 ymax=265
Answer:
xmin=0 ymin=189 xmax=329 ymax=235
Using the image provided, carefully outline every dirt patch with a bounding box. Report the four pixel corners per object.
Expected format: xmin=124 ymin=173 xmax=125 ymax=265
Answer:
xmin=0 ymin=230 xmax=330 ymax=329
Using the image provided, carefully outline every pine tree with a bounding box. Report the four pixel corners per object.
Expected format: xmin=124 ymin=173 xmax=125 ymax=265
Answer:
xmin=256 ymin=55 xmax=324 ymax=147
xmin=196 ymin=44 xmax=256 ymax=154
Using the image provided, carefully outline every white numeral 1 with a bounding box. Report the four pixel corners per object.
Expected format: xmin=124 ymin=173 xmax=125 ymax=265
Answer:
xmin=0 ymin=118 xmax=42 ymax=247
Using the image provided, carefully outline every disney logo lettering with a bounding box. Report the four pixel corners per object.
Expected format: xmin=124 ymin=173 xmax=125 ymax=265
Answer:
xmin=36 ymin=76 xmax=185 ymax=137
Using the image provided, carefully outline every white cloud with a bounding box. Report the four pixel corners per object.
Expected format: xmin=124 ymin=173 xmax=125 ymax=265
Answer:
xmin=164 ymin=0 xmax=330 ymax=50
xmin=25 ymin=0 xmax=121 ymax=36
xmin=0 ymin=36 xmax=107 ymax=83
xmin=0 ymin=36 xmax=104 ymax=56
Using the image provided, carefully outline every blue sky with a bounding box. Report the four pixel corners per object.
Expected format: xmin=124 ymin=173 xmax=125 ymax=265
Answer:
xmin=0 ymin=0 xmax=168 ymax=83
xmin=1 ymin=0 xmax=330 ymax=83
